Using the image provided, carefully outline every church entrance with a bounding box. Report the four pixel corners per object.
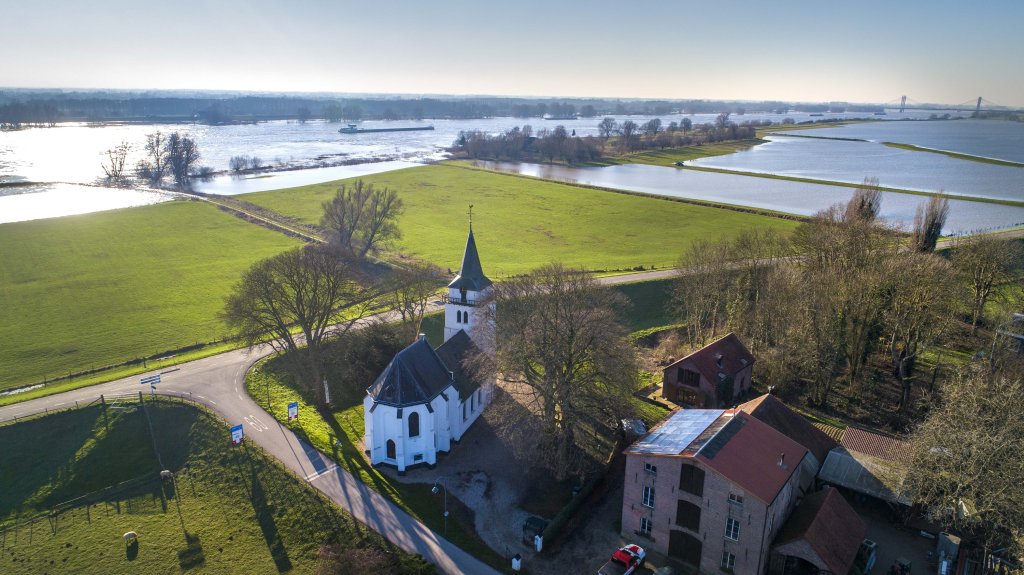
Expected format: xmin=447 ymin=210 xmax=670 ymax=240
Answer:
xmin=386 ymin=439 xmax=396 ymax=460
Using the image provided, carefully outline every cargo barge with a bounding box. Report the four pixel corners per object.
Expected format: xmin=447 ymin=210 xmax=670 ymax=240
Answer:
xmin=339 ymin=124 xmax=435 ymax=134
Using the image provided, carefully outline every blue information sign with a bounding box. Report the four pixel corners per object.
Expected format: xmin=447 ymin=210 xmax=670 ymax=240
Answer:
xmin=230 ymin=424 xmax=244 ymax=445
xmin=287 ymin=402 xmax=298 ymax=421
xmin=140 ymin=374 xmax=161 ymax=385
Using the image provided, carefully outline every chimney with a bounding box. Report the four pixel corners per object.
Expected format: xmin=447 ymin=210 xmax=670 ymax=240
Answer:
xmin=778 ymin=453 xmax=785 ymax=468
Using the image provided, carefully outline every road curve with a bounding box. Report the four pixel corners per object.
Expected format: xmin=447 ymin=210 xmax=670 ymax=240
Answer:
xmin=0 ymin=343 xmax=499 ymax=575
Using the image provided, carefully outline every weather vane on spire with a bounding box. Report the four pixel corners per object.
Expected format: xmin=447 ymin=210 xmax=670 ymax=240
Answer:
xmin=468 ymin=204 xmax=474 ymax=228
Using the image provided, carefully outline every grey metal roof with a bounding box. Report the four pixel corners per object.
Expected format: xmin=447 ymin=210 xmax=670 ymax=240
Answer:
xmin=366 ymin=337 xmax=454 ymax=408
xmin=818 ymin=447 xmax=911 ymax=505
xmin=448 ymin=227 xmax=492 ymax=292
xmin=627 ymin=409 xmax=724 ymax=456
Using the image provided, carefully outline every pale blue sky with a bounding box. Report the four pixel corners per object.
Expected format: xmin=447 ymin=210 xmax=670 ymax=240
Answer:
xmin=2 ymin=0 xmax=1022 ymax=106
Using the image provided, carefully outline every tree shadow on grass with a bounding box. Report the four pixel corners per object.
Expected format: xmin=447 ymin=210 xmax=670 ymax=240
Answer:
xmin=177 ymin=532 xmax=205 ymax=570
xmin=249 ymin=466 xmax=292 ymax=572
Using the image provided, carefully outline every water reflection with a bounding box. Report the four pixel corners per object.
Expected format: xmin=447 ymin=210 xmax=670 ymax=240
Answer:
xmin=475 ymin=161 xmax=1024 ymax=235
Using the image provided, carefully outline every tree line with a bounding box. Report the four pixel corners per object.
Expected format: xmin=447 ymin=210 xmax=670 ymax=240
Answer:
xmin=101 ymin=131 xmax=205 ymax=188
xmin=452 ymin=114 xmax=762 ymax=164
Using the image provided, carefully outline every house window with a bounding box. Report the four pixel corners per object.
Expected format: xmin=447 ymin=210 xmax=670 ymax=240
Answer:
xmin=725 ymin=517 xmax=740 ymax=541
xmin=642 ymin=486 xmax=655 ymax=508
xmin=644 ymin=462 xmax=657 ymax=475
xmin=728 ymin=493 xmax=744 ymax=507
xmin=408 ymin=412 xmax=420 ymax=438
xmin=721 ymin=551 xmax=736 ymax=571
xmin=675 ymin=500 xmax=701 ymax=532
xmin=680 ymin=368 xmax=700 ymax=388
xmin=457 ymin=310 xmax=462 ymax=323
xmin=679 ymin=464 xmax=705 ymax=497
xmin=462 ymin=402 xmax=467 ymax=421
xmin=639 ymin=517 xmax=652 ymax=537
xmin=463 ymin=311 xmax=469 ymax=324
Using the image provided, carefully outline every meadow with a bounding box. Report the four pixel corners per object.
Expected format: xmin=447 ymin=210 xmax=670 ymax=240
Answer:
xmin=242 ymin=163 xmax=799 ymax=276
xmin=0 ymin=200 xmax=299 ymax=390
xmin=0 ymin=400 xmax=431 ymax=574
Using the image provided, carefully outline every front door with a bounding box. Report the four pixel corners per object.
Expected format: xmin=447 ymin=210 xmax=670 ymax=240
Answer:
xmin=386 ymin=439 xmax=396 ymax=460
xmin=668 ymin=529 xmax=702 ymax=566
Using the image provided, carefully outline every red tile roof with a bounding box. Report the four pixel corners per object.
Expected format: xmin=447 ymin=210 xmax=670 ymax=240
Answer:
xmin=840 ymin=427 xmax=909 ymax=463
xmin=738 ymin=394 xmax=838 ymax=466
xmin=663 ymin=332 xmax=755 ymax=381
xmin=696 ymin=411 xmax=808 ymax=504
xmin=772 ymin=488 xmax=867 ymax=575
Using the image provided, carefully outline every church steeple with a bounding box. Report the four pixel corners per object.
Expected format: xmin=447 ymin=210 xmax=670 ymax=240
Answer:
xmin=444 ymin=212 xmax=494 ymax=345
xmin=447 ymin=225 xmax=492 ymax=292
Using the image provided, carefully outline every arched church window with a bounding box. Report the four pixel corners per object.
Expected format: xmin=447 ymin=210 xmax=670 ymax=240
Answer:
xmin=409 ymin=412 xmax=420 ymax=437
xmin=457 ymin=310 xmax=462 ymax=323
xmin=386 ymin=439 xmax=396 ymax=460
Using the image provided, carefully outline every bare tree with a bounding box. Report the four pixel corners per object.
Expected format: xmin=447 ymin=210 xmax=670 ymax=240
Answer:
xmin=883 ymin=252 xmax=956 ymax=412
xmin=619 ymin=120 xmax=639 ymax=152
xmin=673 ymin=239 xmax=733 ymax=348
xmin=911 ymin=194 xmax=950 ymax=252
xmin=641 ymin=118 xmax=662 ymax=136
xmin=844 ymin=177 xmax=883 ymax=223
xmin=320 ymin=180 xmax=404 ymax=260
xmin=165 ymin=132 xmax=201 ymax=187
xmin=906 ymin=368 xmax=1024 ymax=558
xmin=952 ymin=234 xmax=1024 ymax=334
xmin=136 ymin=131 xmax=168 ymax=184
xmin=101 ymin=140 xmax=132 ymax=184
xmin=229 ymin=155 xmax=250 ymax=173
xmin=680 ymin=117 xmax=692 ymax=132
xmin=222 ymin=245 xmax=380 ymax=405
xmin=297 ymin=106 xmax=311 ymax=124
xmin=387 ymin=262 xmax=444 ymax=342
xmin=473 ymin=264 xmax=638 ymax=481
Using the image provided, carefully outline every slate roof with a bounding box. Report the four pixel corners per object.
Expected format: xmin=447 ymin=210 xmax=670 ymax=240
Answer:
xmin=434 ymin=330 xmax=483 ymax=400
xmin=738 ymin=394 xmax=838 ymax=466
xmin=772 ymin=488 xmax=867 ymax=575
xmin=366 ymin=336 xmax=455 ymax=408
xmin=663 ymin=332 xmax=754 ymax=381
xmin=448 ymin=227 xmax=493 ymax=292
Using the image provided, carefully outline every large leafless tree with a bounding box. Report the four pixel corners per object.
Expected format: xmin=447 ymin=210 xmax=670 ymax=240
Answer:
xmin=387 ymin=261 xmax=444 ymax=342
xmin=101 ymin=140 xmax=132 ymax=184
xmin=473 ymin=264 xmax=639 ymax=481
xmin=911 ymin=194 xmax=950 ymax=252
xmin=321 ymin=180 xmax=404 ymax=260
xmin=223 ymin=245 xmax=380 ymax=405
xmin=906 ymin=368 xmax=1024 ymax=559
xmin=952 ymin=234 xmax=1024 ymax=334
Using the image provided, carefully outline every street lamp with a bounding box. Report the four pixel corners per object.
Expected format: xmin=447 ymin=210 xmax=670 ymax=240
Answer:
xmin=431 ymin=477 xmax=449 ymax=536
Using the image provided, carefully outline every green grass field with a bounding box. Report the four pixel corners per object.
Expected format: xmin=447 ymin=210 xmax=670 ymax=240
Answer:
xmin=596 ymin=139 xmax=765 ymax=167
xmin=882 ymin=141 xmax=1024 ymax=168
xmin=0 ymin=400 xmax=432 ymax=574
xmin=241 ymin=163 xmax=799 ymax=276
xmin=0 ymin=200 xmax=299 ymax=390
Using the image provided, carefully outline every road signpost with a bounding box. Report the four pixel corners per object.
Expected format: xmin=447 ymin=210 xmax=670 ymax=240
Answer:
xmin=287 ymin=402 xmax=298 ymax=421
xmin=141 ymin=374 xmax=160 ymax=397
xmin=231 ymin=424 xmax=244 ymax=445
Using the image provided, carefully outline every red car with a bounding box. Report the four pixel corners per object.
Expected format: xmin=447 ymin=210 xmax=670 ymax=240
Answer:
xmin=597 ymin=544 xmax=647 ymax=575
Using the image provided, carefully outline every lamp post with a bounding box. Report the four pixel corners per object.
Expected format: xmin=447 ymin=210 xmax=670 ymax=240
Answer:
xmin=431 ymin=477 xmax=449 ymax=536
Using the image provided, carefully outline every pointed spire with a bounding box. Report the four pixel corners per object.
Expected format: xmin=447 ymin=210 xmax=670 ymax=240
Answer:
xmin=448 ymin=222 xmax=492 ymax=291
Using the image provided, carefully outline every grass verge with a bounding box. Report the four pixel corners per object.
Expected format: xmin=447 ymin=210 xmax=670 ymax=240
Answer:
xmin=678 ymin=165 xmax=1024 ymax=209
xmin=881 ymin=142 xmax=1024 ymax=168
xmin=591 ymin=139 xmax=765 ymax=167
xmin=0 ymin=400 xmax=432 ymax=574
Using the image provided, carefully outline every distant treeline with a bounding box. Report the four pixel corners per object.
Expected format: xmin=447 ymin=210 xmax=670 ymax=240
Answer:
xmin=452 ymin=115 xmax=762 ymax=163
xmin=0 ymin=89 xmax=880 ymax=127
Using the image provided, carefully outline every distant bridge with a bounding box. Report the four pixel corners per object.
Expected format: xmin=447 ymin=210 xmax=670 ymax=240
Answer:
xmin=882 ymin=95 xmax=1022 ymax=113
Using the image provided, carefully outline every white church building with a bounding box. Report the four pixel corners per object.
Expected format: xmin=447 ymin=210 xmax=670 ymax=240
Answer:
xmin=363 ymin=226 xmax=495 ymax=473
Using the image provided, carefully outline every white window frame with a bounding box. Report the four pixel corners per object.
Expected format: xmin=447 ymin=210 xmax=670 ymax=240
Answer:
xmin=721 ymin=551 xmax=736 ymax=570
xmin=642 ymin=486 xmax=655 ymax=508
xmin=725 ymin=517 xmax=740 ymax=541
xmin=644 ymin=462 xmax=657 ymax=475
xmin=728 ymin=493 xmax=744 ymax=506
xmin=639 ymin=516 xmax=652 ymax=536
